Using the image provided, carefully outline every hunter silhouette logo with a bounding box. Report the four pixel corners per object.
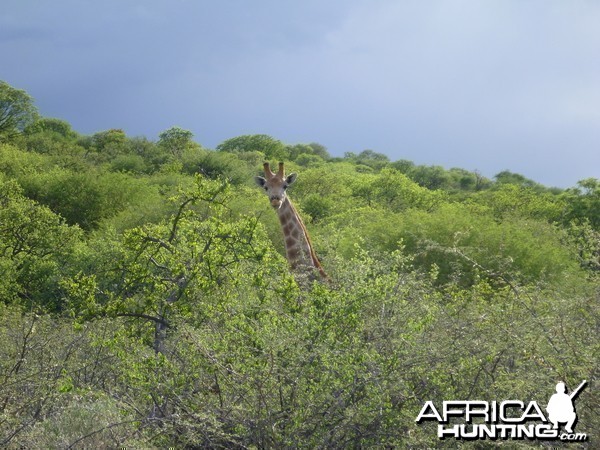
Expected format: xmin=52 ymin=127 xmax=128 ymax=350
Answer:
xmin=416 ymin=379 xmax=589 ymax=442
xmin=546 ymin=380 xmax=586 ymax=434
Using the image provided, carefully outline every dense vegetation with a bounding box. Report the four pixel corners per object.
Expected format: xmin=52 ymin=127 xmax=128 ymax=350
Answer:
xmin=1 ymin=81 xmax=598 ymax=448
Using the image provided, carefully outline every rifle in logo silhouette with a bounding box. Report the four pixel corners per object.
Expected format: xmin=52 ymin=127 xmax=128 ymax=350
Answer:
xmin=569 ymin=380 xmax=587 ymax=400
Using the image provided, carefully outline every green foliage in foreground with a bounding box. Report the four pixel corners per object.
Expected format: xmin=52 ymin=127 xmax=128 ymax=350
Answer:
xmin=0 ymin=81 xmax=599 ymax=447
xmin=2 ymin=250 xmax=597 ymax=448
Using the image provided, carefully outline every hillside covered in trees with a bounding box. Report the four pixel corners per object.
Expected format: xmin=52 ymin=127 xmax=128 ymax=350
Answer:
xmin=1 ymin=80 xmax=598 ymax=448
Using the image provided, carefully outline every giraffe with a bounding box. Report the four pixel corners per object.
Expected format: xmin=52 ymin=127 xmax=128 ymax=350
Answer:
xmin=255 ymin=162 xmax=327 ymax=280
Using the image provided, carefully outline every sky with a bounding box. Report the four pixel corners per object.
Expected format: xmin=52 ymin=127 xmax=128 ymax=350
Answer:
xmin=2 ymin=0 xmax=599 ymax=187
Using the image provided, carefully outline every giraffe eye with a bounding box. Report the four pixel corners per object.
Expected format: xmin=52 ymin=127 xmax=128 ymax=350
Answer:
xmin=264 ymin=186 xmax=268 ymax=191
xmin=283 ymin=184 xmax=288 ymax=190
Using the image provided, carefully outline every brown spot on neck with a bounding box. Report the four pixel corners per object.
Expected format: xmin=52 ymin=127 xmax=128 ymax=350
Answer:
xmin=273 ymin=195 xmax=327 ymax=279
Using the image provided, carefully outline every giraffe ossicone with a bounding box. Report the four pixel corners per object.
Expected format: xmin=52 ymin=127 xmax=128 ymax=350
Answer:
xmin=255 ymin=162 xmax=327 ymax=280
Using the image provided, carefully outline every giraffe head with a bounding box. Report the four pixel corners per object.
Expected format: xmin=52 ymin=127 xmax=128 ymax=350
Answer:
xmin=255 ymin=162 xmax=297 ymax=209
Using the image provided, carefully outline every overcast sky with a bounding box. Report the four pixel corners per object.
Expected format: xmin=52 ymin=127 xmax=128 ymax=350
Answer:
xmin=2 ymin=0 xmax=599 ymax=187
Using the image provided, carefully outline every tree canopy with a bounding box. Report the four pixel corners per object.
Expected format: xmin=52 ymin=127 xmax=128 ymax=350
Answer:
xmin=0 ymin=80 xmax=38 ymax=141
xmin=0 ymin=81 xmax=598 ymax=448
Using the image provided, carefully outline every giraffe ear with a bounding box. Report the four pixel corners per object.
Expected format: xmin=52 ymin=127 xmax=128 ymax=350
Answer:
xmin=255 ymin=176 xmax=267 ymax=188
xmin=286 ymin=173 xmax=297 ymax=185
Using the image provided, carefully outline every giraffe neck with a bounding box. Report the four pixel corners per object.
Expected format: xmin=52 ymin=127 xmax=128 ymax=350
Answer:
xmin=276 ymin=197 xmax=326 ymax=278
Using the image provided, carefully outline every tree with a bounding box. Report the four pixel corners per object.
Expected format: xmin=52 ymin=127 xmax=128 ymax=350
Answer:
xmin=287 ymin=142 xmax=330 ymax=161
xmin=24 ymin=117 xmax=77 ymax=139
xmin=307 ymin=142 xmax=330 ymax=159
xmin=88 ymin=129 xmax=130 ymax=161
xmin=0 ymin=179 xmax=81 ymax=309
xmin=350 ymin=168 xmax=445 ymax=211
xmin=410 ymin=165 xmax=451 ymax=190
xmin=63 ymin=175 xmax=273 ymax=353
xmin=389 ymin=159 xmax=415 ymax=174
xmin=295 ymin=153 xmax=324 ymax=167
xmin=357 ymin=149 xmax=389 ymax=169
xmin=287 ymin=143 xmax=314 ymax=161
xmin=21 ymin=169 xmax=153 ymax=231
xmin=472 ymin=184 xmax=564 ymax=222
xmin=563 ymin=178 xmax=600 ymax=229
xmin=0 ymin=81 xmax=39 ymax=141
xmin=217 ymin=134 xmax=288 ymax=160
xmin=494 ymin=170 xmax=544 ymax=191
xmin=158 ymin=126 xmax=195 ymax=157
xmin=22 ymin=118 xmax=83 ymax=157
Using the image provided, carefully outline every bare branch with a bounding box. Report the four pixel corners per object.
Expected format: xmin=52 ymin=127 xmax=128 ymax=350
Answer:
xmin=115 ymin=312 xmax=170 ymax=328
xmin=66 ymin=419 xmax=142 ymax=449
